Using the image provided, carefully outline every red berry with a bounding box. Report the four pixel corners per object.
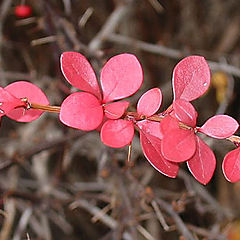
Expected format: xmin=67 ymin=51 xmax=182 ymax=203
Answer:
xmin=14 ymin=5 xmax=32 ymax=18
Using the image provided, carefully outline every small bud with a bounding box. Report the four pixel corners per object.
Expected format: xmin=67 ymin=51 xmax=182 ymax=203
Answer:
xmin=15 ymin=5 xmax=32 ymax=18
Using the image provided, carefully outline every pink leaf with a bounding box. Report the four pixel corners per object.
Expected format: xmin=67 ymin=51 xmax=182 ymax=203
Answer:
xmin=104 ymin=101 xmax=129 ymax=120
xmin=187 ymin=136 xmax=216 ymax=185
xmin=60 ymin=52 xmax=101 ymax=99
xmin=100 ymin=54 xmax=143 ymax=103
xmin=172 ymin=99 xmax=197 ymax=127
xmin=140 ymin=131 xmax=179 ymax=178
xmin=222 ymin=147 xmax=240 ymax=183
xmin=100 ymin=119 xmax=134 ymax=148
xmin=136 ymin=120 xmax=163 ymax=139
xmin=199 ymin=115 xmax=239 ymax=139
xmin=96 ymin=115 xmax=108 ymax=132
xmin=161 ymin=129 xmax=196 ymax=162
xmin=60 ymin=92 xmax=103 ymax=131
xmin=160 ymin=116 xmax=196 ymax=162
xmin=160 ymin=115 xmax=179 ymax=134
xmin=0 ymin=87 xmax=24 ymax=117
xmin=5 ymin=81 xmax=49 ymax=122
xmin=137 ymin=88 xmax=162 ymax=117
xmin=172 ymin=56 xmax=210 ymax=101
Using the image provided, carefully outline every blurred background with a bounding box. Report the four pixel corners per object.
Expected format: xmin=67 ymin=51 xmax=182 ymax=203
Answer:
xmin=1 ymin=0 xmax=240 ymax=239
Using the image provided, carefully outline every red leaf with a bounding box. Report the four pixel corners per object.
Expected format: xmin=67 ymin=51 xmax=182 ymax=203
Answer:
xmin=5 ymin=81 xmax=49 ymax=122
xmin=172 ymin=56 xmax=210 ymax=101
xmin=136 ymin=120 xmax=163 ymax=139
xmin=222 ymin=147 xmax=240 ymax=183
xmin=100 ymin=119 xmax=134 ymax=148
xmin=199 ymin=115 xmax=239 ymax=139
xmin=15 ymin=5 xmax=32 ymax=18
xmin=187 ymin=136 xmax=216 ymax=185
xmin=160 ymin=116 xmax=196 ymax=162
xmin=96 ymin=115 xmax=108 ymax=132
xmin=172 ymin=99 xmax=197 ymax=127
xmin=60 ymin=92 xmax=103 ymax=131
xmin=100 ymin=54 xmax=143 ymax=103
xmin=104 ymin=101 xmax=129 ymax=119
xmin=137 ymin=88 xmax=162 ymax=117
xmin=140 ymin=131 xmax=179 ymax=178
xmin=161 ymin=129 xmax=196 ymax=162
xmin=60 ymin=52 xmax=101 ymax=99
xmin=160 ymin=115 xmax=179 ymax=135
xmin=0 ymin=87 xmax=24 ymax=117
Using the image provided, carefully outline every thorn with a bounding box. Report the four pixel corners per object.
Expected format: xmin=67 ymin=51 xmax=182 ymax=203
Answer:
xmin=26 ymin=233 xmax=31 ymax=240
xmin=125 ymin=142 xmax=134 ymax=168
xmin=127 ymin=143 xmax=132 ymax=163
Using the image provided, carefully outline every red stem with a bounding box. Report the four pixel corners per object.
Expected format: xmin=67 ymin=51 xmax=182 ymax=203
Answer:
xmin=28 ymin=102 xmax=240 ymax=145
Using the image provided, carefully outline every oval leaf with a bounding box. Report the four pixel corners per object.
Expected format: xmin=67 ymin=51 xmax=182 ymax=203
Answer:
xmin=161 ymin=128 xmax=196 ymax=162
xmin=172 ymin=99 xmax=197 ymax=127
xmin=5 ymin=81 xmax=49 ymax=122
xmin=173 ymin=56 xmax=210 ymax=101
xmin=160 ymin=116 xmax=196 ymax=162
xmin=60 ymin=92 xmax=103 ymax=131
xmin=140 ymin=131 xmax=179 ymax=178
xmin=104 ymin=101 xmax=129 ymax=119
xmin=199 ymin=115 xmax=239 ymax=139
xmin=187 ymin=136 xmax=216 ymax=185
xmin=100 ymin=119 xmax=134 ymax=148
xmin=222 ymin=147 xmax=240 ymax=183
xmin=160 ymin=115 xmax=179 ymax=135
xmin=137 ymin=88 xmax=162 ymax=117
xmin=60 ymin=52 xmax=101 ymax=99
xmin=0 ymin=87 xmax=25 ymax=117
xmin=136 ymin=120 xmax=163 ymax=139
xmin=100 ymin=54 xmax=143 ymax=103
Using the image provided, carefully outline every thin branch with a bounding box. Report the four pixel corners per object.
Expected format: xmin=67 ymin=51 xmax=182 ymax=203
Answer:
xmin=31 ymin=36 xmax=58 ymax=46
xmin=156 ymin=198 xmax=195 ymax=240
xmin=107 ymin=33 xmax=240 ymax=78
xmin=186 ymin=224 xmax=226 ymax=240
xmin=69 ymin=199 xmax=133 ymax=240
xmin=136 ymin=225 xmax=155 ymax=240
xmin=59 ymin=18 xmax=89 ymax=52
xmin=208 ymin=61 xmax=240 ymax=78
xmin=178 ymin=169 xmax=233 ymax=219
xmin=0 ymin=0 xmax=13 ymax=85
xmin=79 ymin=8 xmax=94 ymax=28
xmin=69 ymin=199 xmax=117 ymax=229
xmin=118 ymin=173 xmax=138 ymax=239
xmin=127 ymin=172 xmax=195 ymax=240
xmin=62 ymin=0 xmax=72 ymax=15
xmin=108 ymin=33 xmax=182 ymax=59
xmin=13 ymin=208 xmax=33 ymax=240
xmin=147 ymin=0 xmax=164 ymax=13
xmin=30 ymin=102 xmax=61 ymax=113
xmin=18 ymin=101 xmax=240 ymax=146
xmin=88 ymin=2 xmax=134 ymax=52
xmin=151 ymin=200 xmax=173 ymax=232
xmin=215 ymin=59 xmax=235 ymax=115
xmin=91 ymin=204 xmax=112 ymax=223
xmin=22 ymin=131 xmax=86 ymax=158
xmin=0 ymin=199 xmax=16 ymax=240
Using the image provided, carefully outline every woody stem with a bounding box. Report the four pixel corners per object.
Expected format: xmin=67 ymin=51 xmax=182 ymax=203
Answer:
xmin=30 ymin=103 xmax=61 ymax=113
xmin=28 ymin=103 xmax=240 ymax=145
